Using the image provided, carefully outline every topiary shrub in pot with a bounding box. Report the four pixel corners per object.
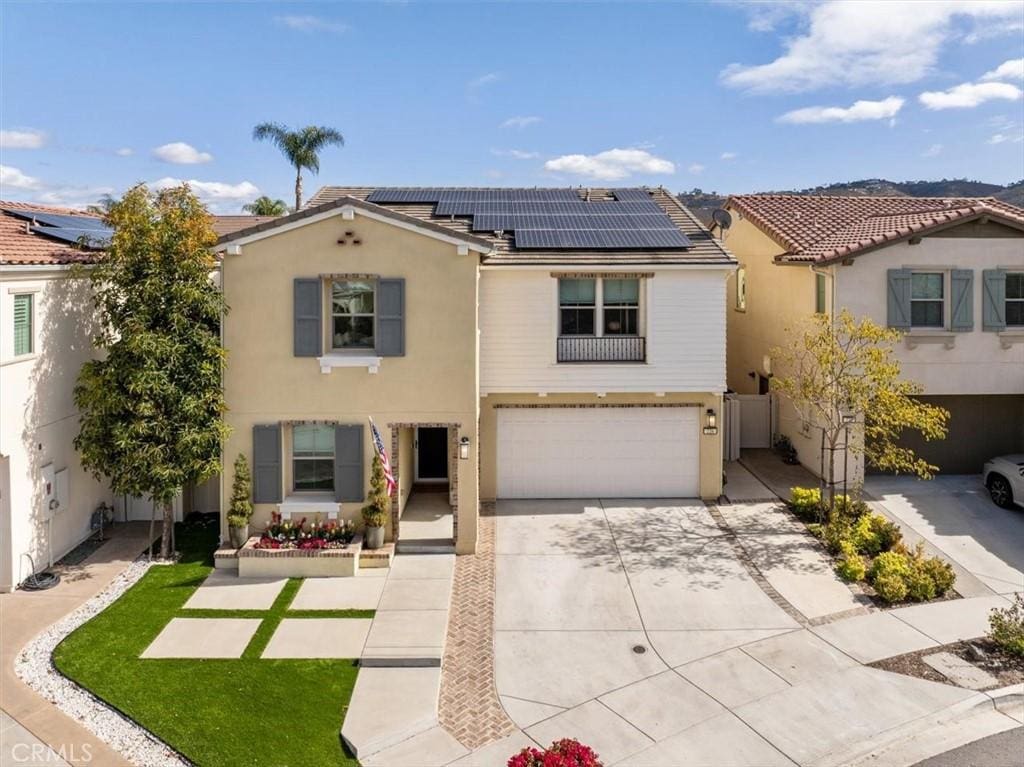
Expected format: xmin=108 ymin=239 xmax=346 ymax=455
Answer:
xmin=361 ymin=453 xmax=389 ymax=550
xmin=227 ymin=453 xmax=254 ymax=548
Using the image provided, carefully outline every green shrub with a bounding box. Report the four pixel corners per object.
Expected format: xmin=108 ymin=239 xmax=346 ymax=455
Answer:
xmin=920 ymin=556 xmax=955 ymax=597
xmin=831 ymin=494 xmax=869 ymax=522
xmin=873 ymin=573 xmax=908 ymax=603
xmin=904 ymin=566 xmax=937 ymax=601
xmin=869 ymin=549 xmax=912 ymax=603
xmin=790 ymin=487 xmax=822 ymax=521
xmin=868 ymin=545 xmax=956 ymax=604
xmin=852 ymin=513 xmax=902 ymax=555
xmin=835 ymin=540 xmax=866 ymax=582
xmin=989 ymin=594 xmax=1024 ymax=657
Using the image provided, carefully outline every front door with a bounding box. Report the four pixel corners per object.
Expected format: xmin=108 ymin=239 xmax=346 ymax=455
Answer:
xmin=416 ymin=427 xmax=449 ymax=482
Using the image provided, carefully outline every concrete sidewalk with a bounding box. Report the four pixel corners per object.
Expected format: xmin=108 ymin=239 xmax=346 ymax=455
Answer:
xmin=0 ymin=523 xmax=154 ymax=767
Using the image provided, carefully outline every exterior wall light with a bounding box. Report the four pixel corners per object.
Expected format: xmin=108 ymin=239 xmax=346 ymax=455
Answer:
xmin=459 ymin=436 xmax=471 ymax=460
xmin=703 ymin=409 xmax=718 ymax=435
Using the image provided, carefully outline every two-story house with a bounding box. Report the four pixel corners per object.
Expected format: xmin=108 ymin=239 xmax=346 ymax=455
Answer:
xmin=215 ymin=187 xmax=735 ymax=554
xmin=723 ymin=195 xmax=1024 ymax=478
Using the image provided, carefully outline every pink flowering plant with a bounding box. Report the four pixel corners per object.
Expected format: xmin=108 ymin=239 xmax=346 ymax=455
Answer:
xmin=508 ymin=739 xmax=603 ymax=767
xmin=254 ymin=512 xmax=355 ymax=550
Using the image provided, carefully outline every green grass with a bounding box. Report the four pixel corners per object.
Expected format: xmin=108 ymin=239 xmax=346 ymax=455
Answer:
xmin=53 ymin=516 xmax=363 ymax=766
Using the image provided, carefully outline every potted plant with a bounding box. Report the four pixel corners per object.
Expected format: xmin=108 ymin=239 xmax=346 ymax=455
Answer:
xmin=227 ymin=453 xmax=254 ymax=548
xmin=361 ymin=453 xmax=389 ymax=550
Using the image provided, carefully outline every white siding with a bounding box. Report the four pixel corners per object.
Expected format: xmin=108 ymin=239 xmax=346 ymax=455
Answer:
xmin=480 ymin=269 xmax=729 ymax=393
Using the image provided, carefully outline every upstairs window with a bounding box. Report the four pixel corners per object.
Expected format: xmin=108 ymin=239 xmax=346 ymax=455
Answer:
xmin=911 ymin=272 xmax=944 ymax=328
xmin=815 ymin=273 xmax=827 ymax=314
xmin=559 ymin=278 xmax=596 ymax=336
xmin=331 ymin=280 xmax=375 ymax=349
xmin=13 ymin=294 xmax=33 ymax=356
xmin=292 ymin=424 xmax=335 ymax=492
xmin=602 ymin=279 xmax=640 ymax=335
xmin=1007 ymin=273 xmax=1024 ymax=327
xmin=735 ymin=267 xmax=747 ymax=311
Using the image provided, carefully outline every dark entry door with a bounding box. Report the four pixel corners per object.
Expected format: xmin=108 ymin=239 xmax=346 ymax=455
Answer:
xmin=417 ymin=427 xmax=448 ymax=481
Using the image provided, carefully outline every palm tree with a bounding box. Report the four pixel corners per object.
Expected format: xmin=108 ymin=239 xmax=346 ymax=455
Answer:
xmin=86 ymin=193 xmax=117 ymax=216
xmin=242 ymin=196 xmax=289 ymax=216
xmin=252 ymin=123 xmax=344 ymax=210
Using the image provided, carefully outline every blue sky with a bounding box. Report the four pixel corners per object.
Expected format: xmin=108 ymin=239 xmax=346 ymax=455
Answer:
xmin=2 ymin=1 xmax=1023 ymax=212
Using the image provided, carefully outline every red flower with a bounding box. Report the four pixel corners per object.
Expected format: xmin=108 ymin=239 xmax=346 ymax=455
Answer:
xmin=508 ymin=740 xmax=602 ymax=767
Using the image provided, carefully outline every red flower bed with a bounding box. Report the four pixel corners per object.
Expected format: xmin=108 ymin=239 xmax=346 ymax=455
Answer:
xmin=508 ymin=739 xmax=603 ymax=767
xmin=252 ymin=512 xmax=355 ymax=550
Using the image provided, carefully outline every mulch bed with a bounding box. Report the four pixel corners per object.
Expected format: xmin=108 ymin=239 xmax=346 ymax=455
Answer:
xmin=871 ymin=638 xmax=1024 ymax=691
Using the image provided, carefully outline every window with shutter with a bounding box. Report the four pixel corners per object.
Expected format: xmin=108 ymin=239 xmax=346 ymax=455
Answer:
xmin=815 ymin=273 xmax=826 ymax=314
xmin=13 ymin=294 xmax=33 ymax=356
xmin=1007 ymin=273 xmax=1024 ymax=327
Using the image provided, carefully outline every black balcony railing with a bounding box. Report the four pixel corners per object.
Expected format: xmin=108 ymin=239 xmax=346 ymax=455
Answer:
xmin=557 ymin=335 xmax=646 ymax=363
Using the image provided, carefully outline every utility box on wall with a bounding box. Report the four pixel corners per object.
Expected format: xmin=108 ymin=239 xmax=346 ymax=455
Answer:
xmin=41 ymin=464 xmax=69 ymax=519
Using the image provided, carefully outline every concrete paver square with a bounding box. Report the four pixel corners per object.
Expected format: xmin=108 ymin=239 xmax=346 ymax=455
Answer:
xmin=341 ymin=667 xmax=440 ymax=757
xmin=716 ymin=501 xmax=805 ymax=535
xmin=363 ymin=610 xmax=449 ymax=654
xmin=602 ymin=502 xmax=726 ymax=552
xmin=290 ymin=577 xmax=384 ymax=610
xmin=526 ymin=700 xmax=654 ymax=765
xmin=676 ymin=648 xmax=790 ymax=708
xmin=599 ymin=670 xmax=725 ymax=742
xmin=388 ymin=554 xmax=455 ymax=580
xmin=722 ymin=464 xmax=778 ymax=504
xmin=495 ymin=630 xmax=667 ymax=709
xmin=622 ymin=711 xmax=793 ymax=767
xmin=361 ymin=725 xmax=468 ymax=766
xmin=496 ymin=554 xmax=641 ymax=631
xmin=378 ymin=578 xmax=452 ymax=611
xmin=810 ymin=611 xmax=938 ymax=664
xmin=649 ymin=629 xmax=798 ymax=668
xmin=182 ymin=570 xmax=287 ymax=610
xmin=141 ymin=618 xmax=260 ymax=658
xmin=261 ymin=618 xmax=371 ymax=658
xmin=890 ymin=596 xmax=1013 ymax=645
xmin=496 ymin=500 xmax=613 ymax=556
xmin=499 ymin=696 xmax=565 ymax=729
xmin=741 ymin=629 xmax=857 ymax=685
xmin=922 ymin=651 xmax=999 ymax=690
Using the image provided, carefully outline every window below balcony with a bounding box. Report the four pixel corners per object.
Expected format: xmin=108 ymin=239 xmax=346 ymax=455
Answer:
xmin=556 ymin=277 xmax=645 ymax=363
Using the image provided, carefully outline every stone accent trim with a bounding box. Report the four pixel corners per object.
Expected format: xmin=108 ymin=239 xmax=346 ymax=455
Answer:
xmin=550 ymin=272 xmax=655 ymax=279
xmin=492 ymin=402 xmax=701 ymax=409
xmin=387 ymin=422 xmax=461 ymax=546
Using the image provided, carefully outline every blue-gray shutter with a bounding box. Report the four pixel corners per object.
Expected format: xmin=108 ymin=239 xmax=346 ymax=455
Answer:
xmin=375 ymin=278 xmax=405 ymax=357
xmin=950 ymin=269 xmax=974 ymax=332
xmin=294 ymin=278 xmax=322 ymax=357
xmin=252 ymin=424 xmax=282 ymax=503
xmin=982 ymin=269 xmax=1007 ymax=332
xmin=334 ymin=424 xmax=364 ymax=502
xmin=886 ymin=269 xmax=912 ymax=330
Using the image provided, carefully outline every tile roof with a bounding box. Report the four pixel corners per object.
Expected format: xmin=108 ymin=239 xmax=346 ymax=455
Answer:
xmin=0 ymin=201 xmax=106 ymax=266
xmin=726 ymin=195 xmax=1024 ymax=263
xmin=212 ymin=215 xmax=279 ymax=236
xmin=303 ymin=187 xmax=735 ymax=266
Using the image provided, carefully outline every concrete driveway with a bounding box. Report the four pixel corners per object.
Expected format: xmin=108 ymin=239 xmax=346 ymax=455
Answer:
xmin=865 ymin=475 xmax=1024 ymax=597
xmin=492 ymin=499 xmax=1006 ymax=767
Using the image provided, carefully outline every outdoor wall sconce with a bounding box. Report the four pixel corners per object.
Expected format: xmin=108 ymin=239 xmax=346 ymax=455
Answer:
xmin=459 ymin=436 xmax=471 ymax=460
xmin=703 ymin=408 xmax=719 ymax=436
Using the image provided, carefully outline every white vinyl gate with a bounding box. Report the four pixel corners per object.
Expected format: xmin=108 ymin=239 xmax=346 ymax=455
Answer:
xmin=723 ymin=394 xmax=773 ymax=458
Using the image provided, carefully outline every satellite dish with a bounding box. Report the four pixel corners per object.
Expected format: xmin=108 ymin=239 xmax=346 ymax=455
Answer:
xmin=712 ymin=209 xmax=733 ymax=231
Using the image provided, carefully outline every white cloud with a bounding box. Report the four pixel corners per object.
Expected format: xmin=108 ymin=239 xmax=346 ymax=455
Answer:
xmin=0 ymin=165 xmax=42 ymax=190
xmin=688 ymin=163 xmax=705 ymax=174
xmin=468 ymin=72 xmax=500 ymax=89
xmin=544 ymin=149 xmax=675 ymax=181
xmin=0 ymin=129 xmax=47 ymax=149
xmin=34 ymin=185 xmax=115 ymax=208
xmin=722 ymin=1 xmax=1022 ymax=93
xmin=720 ymin=151 xmax=738 ymax=161
xmin=500 ymin=116 xmax=542 ymax=129
xmin=491 ymin=149 xmax=540 ymax=160
xmin=274 ymin=15 xmax=347 ymax=34
xmin=726 ymin=0 xmax=809 ymax=33
xmin=989 ymin=131 xmax=1024 ymax=145
xmin=150 ymin=177 xmax=260 ymax=212
xmin=981 ymin=58 xmax=1024 ymax=82
xmin=922 ymin=143 xmax=943 ymax=157
xmin=778 ymin=96 xmax=905 ymax=124
xmin=919 ymin=81 xmax=1022 ymax=110
xmin=115 ymin=147 xmax=134 ymax=157
xmin=152 ymin=142 xmax=214 ymax=164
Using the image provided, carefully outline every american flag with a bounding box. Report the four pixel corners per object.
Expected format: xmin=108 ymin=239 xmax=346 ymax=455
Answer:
xmin=368 ymin=417 xmax=397 ymax=497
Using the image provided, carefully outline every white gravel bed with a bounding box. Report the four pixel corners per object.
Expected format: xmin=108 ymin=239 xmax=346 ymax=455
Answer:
xmin=14 ymin=558 xmax=194 ymax=767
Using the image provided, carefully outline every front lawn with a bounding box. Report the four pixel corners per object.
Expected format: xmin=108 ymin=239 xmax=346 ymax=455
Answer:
xmin=53 ymin=515 xmax=364 ymax=767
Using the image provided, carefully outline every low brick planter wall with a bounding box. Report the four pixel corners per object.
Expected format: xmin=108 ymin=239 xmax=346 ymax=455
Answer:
xmin=236 ymin=535 xmax=362 ymax=578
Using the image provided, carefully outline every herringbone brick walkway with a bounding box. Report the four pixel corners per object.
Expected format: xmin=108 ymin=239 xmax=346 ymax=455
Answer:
xmin=439 ymin=503 xmax=517 ymax=749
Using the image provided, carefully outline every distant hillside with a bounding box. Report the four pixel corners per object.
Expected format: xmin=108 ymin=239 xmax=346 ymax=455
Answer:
xmin=679 ymin=178 xmax=1024 ymax=224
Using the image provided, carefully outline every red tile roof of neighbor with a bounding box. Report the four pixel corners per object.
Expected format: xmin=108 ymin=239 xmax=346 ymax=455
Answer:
xmin=726 ymin=195 xmax=1024 ymax=263
xmin=0 ymin=201 xmax=280 ymax=265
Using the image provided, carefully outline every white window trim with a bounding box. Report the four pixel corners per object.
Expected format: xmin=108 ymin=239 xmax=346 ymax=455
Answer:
xmin=12 ymin=292 xmax=36 ymax=360
xmin=317 ymin=353 xmax=382 ymax=374
xmin=556 ymin=276 xmax=644 ymax=339
xmin=277 ymin=495 xmax=340 ymax=520
xmin=290 ymin=424 xmax=336 ymax=495
xmin=909 ymin=270 xmax=948 ymax=330
xmin=735 ymin=266 xmax=747 ymax=312
xmin=329 ymin=279 xmax=376 ymax=353
xmin=1006 ymin=271 xmax=1024 ymax=328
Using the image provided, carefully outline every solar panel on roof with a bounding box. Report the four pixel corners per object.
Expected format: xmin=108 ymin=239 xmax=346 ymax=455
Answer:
xmin=611 ymin=189 xmax=653 ymax=201
xmin=29 ymin=226 xmax=112 ymax=247
xmin=435 ymin=200 xmax=663 ymax=217
xmin=470 ymin=213 xmax=681 ymax=232
xmin=515 ymin=229 xmax=691 ymax=250
xmin=3 ymin=208 xmax=109 ymax=230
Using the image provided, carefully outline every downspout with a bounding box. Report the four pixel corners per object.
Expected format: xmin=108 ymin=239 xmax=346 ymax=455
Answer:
xmin=809 ymin=263 xmax=841 ymax=497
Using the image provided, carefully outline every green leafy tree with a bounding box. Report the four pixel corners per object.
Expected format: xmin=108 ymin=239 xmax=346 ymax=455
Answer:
xmin=227 ymin=454 xmax=253 ymax=528
xmin=252 ymin=123 xmax=344 ymax=210
xmin=771 ymin=310 xmax=949 ymax=504
xmin=242 ymin=196 xmax=289 ymax=216
xmin=361 ymin=454 xmax=389 ymax=528
xmin=74 ymin=184 xmax=228 ymax=558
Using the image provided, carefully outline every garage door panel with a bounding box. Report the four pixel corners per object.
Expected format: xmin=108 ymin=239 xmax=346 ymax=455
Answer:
xmin=497 ymin=407 xmax=699 ymax=498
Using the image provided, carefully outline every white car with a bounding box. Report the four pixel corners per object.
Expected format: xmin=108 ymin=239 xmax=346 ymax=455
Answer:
xmin=983 ymin=455 xmax=1024 ymax=509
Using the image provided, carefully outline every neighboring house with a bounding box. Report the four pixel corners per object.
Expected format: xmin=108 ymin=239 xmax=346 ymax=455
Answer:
xmin=0 ymin=203 xmax=260 ymax=592
xmin=214 ymin=187 xmax=735 ymax=554
xmin=723 ymin=195 xmax=1024 ymax=477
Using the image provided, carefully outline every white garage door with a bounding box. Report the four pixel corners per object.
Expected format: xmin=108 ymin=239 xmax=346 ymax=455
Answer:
xmin=497 ymin=407 xmax=700 ymax=498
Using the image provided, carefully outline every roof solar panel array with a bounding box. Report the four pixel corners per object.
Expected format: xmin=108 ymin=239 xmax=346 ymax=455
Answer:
xmin=364 ymin=188 xmax=689 ymax=250
xmin=2 ymin=207 xmax=113 ymax=249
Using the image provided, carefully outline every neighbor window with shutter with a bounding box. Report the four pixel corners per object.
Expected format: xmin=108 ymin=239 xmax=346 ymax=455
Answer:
xmin=13 ymin=294 xmax=33 ymax=356
xmin=331 ymin=280 xmax=375 ymax=350
xmin=910 ymin=272 xmax=945 ymax=328
xmin=292 ymin=424 xmax=335 ymax=492
xmin=815 ymin=273 xmax=827 ymax=314
xmin=1007 ymin=273 xmax=1024 ymax=327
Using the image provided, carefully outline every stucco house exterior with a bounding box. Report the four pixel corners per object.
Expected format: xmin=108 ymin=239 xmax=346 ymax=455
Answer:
xmin=722 ymin=195 xmax=1024 ymax=478
xmin=215 ymin=187 xmax=735 ymax=555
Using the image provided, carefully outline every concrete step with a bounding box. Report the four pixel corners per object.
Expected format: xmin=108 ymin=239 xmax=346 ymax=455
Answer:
xmin=396 ymin=538 xmax=456 ymax=555
xmin=340 ymin=667 xmax=441 ymax=758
